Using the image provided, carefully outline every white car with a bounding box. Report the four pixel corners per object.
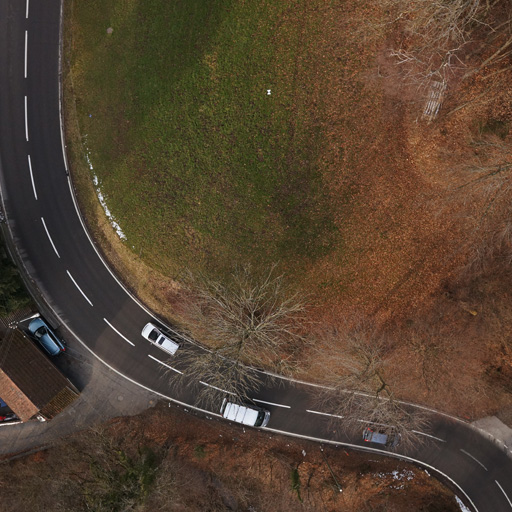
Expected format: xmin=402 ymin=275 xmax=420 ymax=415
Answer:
xmin=141 ymin=322 xmax=180 ymax=356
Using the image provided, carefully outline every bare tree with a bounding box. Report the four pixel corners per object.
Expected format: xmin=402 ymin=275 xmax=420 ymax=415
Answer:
xmin=457 ymin=135 xmax=512 ymax=202
xmin=168 ymin=265 xmax=308 ymax=408
xmin=386 ymin=0 xmax=512 ymax=113
xmin=170 ymin=345 xmax=264 ymax=409
xmin=314 ymin=322 xmax=430 ymax=450
xmin=388 ymin=0 xmax=485 ymax=85
xmin=449 ymin=133 xmax=512 ymax=270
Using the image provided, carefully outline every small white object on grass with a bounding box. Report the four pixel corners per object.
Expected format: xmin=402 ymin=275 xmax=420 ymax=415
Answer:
xmin=267 ymin=89 xmax=271 ymax=95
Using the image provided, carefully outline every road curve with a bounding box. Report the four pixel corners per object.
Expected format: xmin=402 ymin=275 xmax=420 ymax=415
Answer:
xmin=0 ymin=1 xmax=511 ymax=510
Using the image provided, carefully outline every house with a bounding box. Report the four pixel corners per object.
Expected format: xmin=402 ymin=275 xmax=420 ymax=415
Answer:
xmin=0 ymin=329 xmax=79 ymax=422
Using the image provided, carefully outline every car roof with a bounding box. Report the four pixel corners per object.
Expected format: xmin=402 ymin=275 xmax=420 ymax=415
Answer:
xmin=368 ymin=430 xmax=388 ymax=444
xmin=158 ymin=335 xmax=179 ymax=355
xmin=39 ymin=336 xmax=61 ymax=355
xmin=363 ymin=426 xmax=398 ymax=446
xmin=222 ymin=402 xmax=259 ymax=426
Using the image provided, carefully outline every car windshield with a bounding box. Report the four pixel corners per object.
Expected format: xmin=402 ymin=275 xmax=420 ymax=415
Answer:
xmin=35 ymin=326 xmax=46 ymax=338
xmin=255 ymin=411 xmax=265 ymax=427
xmin=148 ymin=329 xmax=159 ymax=342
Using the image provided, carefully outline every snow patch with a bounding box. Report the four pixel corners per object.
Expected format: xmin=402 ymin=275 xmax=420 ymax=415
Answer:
xmin=455 ymin=496 xmax=471 ymax=512
xmin=85 ymin=151 xmax=94 ymax=171
xmin=373 ymin=469 xmax=415 ymax=490
xmin=84 ymin=139 xmax=127 ymax=241
xmin=392 ymin=470 xmax=414 ymax=481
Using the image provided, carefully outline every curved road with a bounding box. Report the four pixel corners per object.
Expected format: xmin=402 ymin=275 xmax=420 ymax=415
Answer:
xmin=0 ymin=1 xmax=511 ymax=510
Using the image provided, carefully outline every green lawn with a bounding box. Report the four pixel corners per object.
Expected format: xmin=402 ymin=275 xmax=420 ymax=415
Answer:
xmin=70 ymin=0 xmax=339 ymax=281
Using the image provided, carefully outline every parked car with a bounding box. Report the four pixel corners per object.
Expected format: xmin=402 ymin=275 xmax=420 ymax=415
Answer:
xmin=363 ymin=425 xmax=400 ymax=448
xmin=220 ymin=398 xmax=270 ymax=428
xmin=28 ymin=318 xmax=66 ymax=356
xmin=141 ymin=322 xmax=180 ymax=356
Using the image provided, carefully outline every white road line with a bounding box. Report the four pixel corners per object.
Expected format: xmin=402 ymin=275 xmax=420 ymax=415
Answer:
xmin=412 ymin=430 xmax=446 ymax=443
xmin=41 ymin=217 xmax=60 ymax=258
xmin=24 ymin=96 xmax=29 ymax=141
xmin=253 ymin=398 xmax=291 ymax=409
xmin=59 ymin=128 xmax=68 ymax=171
xmin=199 ymin=381 xmax=235 ymax=395
xmin=148 ymin=354 xmax=182 ymax=374
xmin=66 ymin=270 xmax=93 ymax=306
xmin=56 ymin=9 xmax=69 ymax=174
xmin=496 ymin=480 xmax=512 ymax=508
xmin=103 ymin=318 xmax=134 ymax=346
xmin=306 ymin=409 xmax=344 ymax=419
xmin=24 ymin=31 xmax=28 ymax=78
xmin=460 ymin=449 xmax=488 ymax=471
xmin=27 ymin=155 xmax=37 ymax=200
xmin=356 ymin=419 xmax=394 ymax=428
xmin=25 ymin=0 xmax=29 ymax=18
xmin=58 ymin=100 xmax=68 ymax=172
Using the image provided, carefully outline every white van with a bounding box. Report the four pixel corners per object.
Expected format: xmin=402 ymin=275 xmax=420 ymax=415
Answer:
xmin=220 ymin=398 xmax=270 ymax=428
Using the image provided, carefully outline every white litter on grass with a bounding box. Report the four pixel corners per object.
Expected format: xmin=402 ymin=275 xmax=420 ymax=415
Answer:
xmin=374 ymin=469 xmax=415 ymax=481
xmin=84 ymin=139 xmax=127 ymax=241
xmin=392 ymin=470 xmax=414 ymax=481
xmin=267 ymin=89 xmax=271 ymax=95
xmin=455 ymin=496 xmax=471 ymax=512
xmin=374 ymin=469 xmax=415 ymax=490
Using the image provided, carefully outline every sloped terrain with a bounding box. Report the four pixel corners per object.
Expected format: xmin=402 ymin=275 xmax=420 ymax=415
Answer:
xmin=0 ymin=403 xmax=460 ymax=512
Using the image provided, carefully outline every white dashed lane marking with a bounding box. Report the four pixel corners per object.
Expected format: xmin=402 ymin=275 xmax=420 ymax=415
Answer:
xmin=148 ymin=354 xmax=182 ymax=374
xmin=24 ymin=31 xmax=28 ymax=78
xmin=460 ymin=449 xmax=488 ymax=471
xmin=496 ymin=480 xmax=512 ymax=508
xmin=41 ymin=217 xmax=60 ymax=258
xmin=253 ymin=399 xmax=291 ymax=409
xmin=66 ymin=270 xmax=93 ymax=306
xmin=27 ymin=155 xmax=37 ymax=199
xmin=200 ymin=381 xmax=234 ymax=395
xmin=306 ymin=409 xmax=344 ymax=419
xmin=103 ymin=318 xmax=134 ymax=346
xmin=24 ymin=96 xmax=29 ymax=141
xmin=412 ymin=430 xmax=446 ymax=442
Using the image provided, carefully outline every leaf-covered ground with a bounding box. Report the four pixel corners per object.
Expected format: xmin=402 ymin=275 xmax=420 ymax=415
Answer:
xmin=0 ymin=403 xmax=461 ymax=512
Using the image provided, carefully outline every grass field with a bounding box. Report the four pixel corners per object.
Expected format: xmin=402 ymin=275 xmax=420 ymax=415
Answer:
xmin=69 ymin=0 xmax=340 ymax=281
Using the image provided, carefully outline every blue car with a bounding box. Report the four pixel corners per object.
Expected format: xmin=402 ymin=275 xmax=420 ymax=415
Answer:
xmin=28 ymin=318 xmax=66 ymax=356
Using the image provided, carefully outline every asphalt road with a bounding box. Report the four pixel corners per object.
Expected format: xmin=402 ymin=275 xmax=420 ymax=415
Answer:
xmin=0 ymin=1 xmax=511 ymax=510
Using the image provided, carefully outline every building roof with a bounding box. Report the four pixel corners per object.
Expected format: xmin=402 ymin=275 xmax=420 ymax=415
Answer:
xmin=0 ymin=330 xmax=79 ymax=421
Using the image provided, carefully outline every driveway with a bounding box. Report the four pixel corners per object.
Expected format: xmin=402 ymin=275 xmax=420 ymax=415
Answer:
xmin=0 ymin=327 xmax=156 ymax=457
